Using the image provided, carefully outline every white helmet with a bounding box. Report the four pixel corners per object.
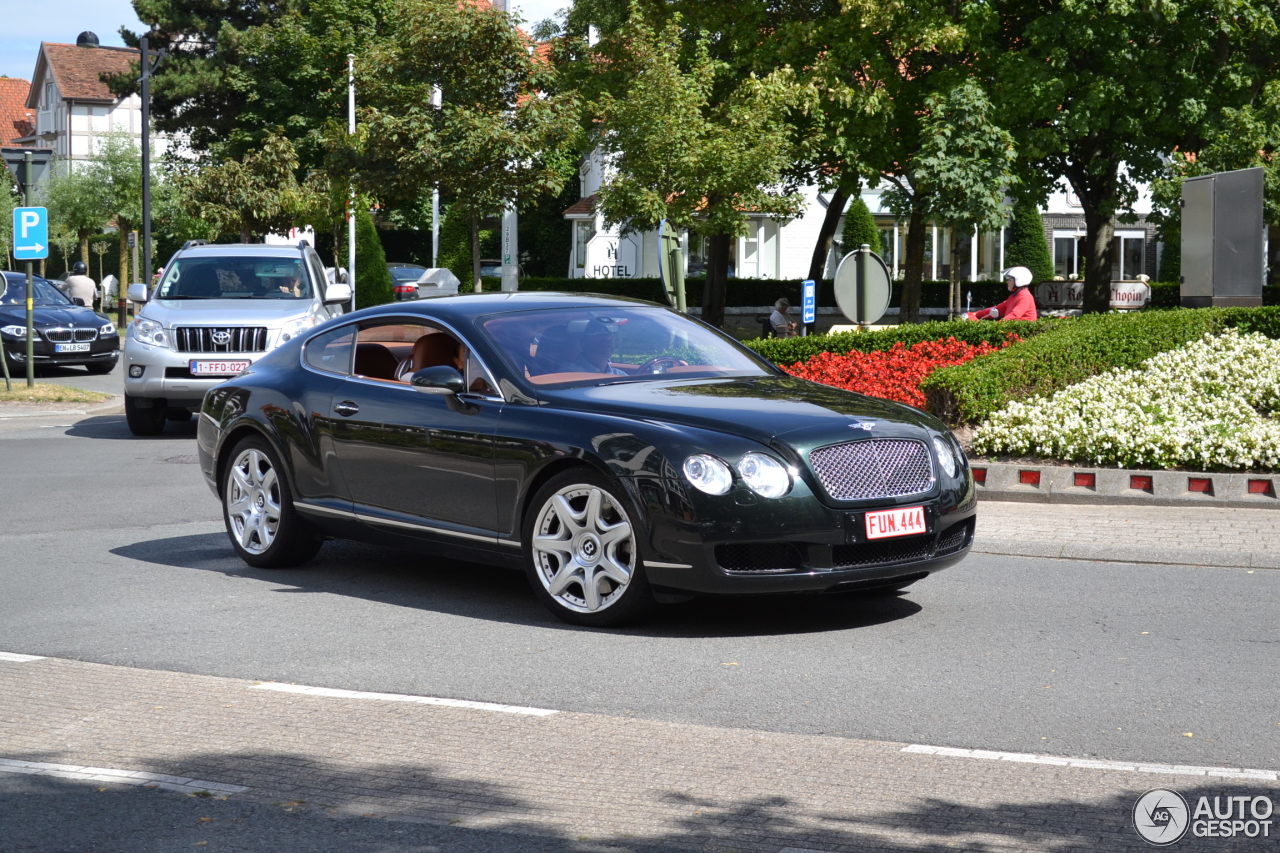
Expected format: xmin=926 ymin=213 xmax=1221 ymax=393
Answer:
xmin=1003 ymin=266 xmax=1033 ymax=288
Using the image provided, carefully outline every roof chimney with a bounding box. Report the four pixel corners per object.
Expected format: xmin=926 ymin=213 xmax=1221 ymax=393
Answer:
xmin=76 ymin=31 xmax=100 ymax=48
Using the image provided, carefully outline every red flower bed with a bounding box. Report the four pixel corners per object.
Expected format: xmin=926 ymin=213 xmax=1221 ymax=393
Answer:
xmin=780 ymin=334 xmax=1021 ymax=408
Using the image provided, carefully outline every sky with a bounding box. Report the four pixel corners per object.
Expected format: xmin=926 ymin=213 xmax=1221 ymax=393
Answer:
xmin=0 ymin=0 xmax=570 ymax=82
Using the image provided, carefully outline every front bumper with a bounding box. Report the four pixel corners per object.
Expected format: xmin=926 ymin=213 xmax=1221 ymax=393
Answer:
xmin=124 ymin=340 xmax=267 ymax=409
xmin=3 ymin=334 xmax=119 ymax=367
xmin=635 ymin=475 xmax=977 ymax=596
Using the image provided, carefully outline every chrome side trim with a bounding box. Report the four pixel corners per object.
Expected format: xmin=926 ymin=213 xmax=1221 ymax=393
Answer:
xmin=645 ymin=560 xmax=693 ymax=569
xmin=295 ymin=501 xmax=521 ymax=548
xmin=294 ymin=501 xmax=353 ymax=518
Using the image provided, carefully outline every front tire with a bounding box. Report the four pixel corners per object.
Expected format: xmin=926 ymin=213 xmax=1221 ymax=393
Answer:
xmin=222 ymin=435 xmax=322 ymax=568
xmin=84 ymin=360 xmax=116 ymax=375
xmin=523 ymin=469 xmax=653 ymax=627
xmin=124 ymin=395 xmax=167 ymax=435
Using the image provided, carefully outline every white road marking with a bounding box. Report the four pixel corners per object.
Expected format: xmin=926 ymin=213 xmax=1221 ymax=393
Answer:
xmin=0 ymin=758 xmax=248 ymax=793
xmin=250 ymin=682 xmax=559 ymax=717
xmin=902 ymin=744 xmax=1279 ymax=781
xmin=0 ymin=652 xmax=43 ymax=662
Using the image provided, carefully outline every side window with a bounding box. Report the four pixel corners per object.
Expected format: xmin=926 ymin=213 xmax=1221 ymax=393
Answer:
xmin=304 ymin=325 xmax=355 ymax=375
xmin=307 ymin=253 xmax=328 ymax=300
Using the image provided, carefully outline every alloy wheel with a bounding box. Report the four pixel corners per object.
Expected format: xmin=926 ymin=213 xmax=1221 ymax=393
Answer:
xmin=530 ymin=483 xmax=636 ymax=614
xmin=226 ymin=447 xmax=281 ymax=555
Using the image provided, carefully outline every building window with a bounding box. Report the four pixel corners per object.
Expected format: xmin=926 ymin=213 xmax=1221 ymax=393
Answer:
xmin=574 ymin=221 xmax=595 ymax=271
xmin=1111 ymin=232 xmax=1146 ymax=279
xmin=1053 ymin=232 xmax=1084 ymax=278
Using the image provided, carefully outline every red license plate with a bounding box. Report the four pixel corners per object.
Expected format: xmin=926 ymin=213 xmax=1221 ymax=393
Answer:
xmin=190 ymin=359 xmax=251 ymax=377
xmin=865 ymin=506 xmax=926 ymax=540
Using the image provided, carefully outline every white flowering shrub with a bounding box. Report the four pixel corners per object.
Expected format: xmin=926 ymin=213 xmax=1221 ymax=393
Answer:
xmin=972 ymin=328 xmax=1280 ymax=471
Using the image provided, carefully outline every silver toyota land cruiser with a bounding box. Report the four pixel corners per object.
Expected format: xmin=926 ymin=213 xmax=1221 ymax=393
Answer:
xmin=123 ymin=241 xmax=351 ymax=435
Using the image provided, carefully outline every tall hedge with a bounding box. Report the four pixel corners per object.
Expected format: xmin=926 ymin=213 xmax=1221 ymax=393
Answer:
xmin=840 ymin=196 xmax=880 ymax=254
xmin=351 ymin=205 xmax=393 ymax=308
xmin=1003 ymin=198 xmax=1054 ymax=282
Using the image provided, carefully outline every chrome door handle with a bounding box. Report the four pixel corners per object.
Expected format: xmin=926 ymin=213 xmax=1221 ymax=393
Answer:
xmin=334 ymin=401 xmax=359 ymax=417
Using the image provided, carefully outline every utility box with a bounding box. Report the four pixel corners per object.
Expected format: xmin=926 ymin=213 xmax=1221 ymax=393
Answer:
xmin=1181 ymin=167 xmax=1265 ymax=307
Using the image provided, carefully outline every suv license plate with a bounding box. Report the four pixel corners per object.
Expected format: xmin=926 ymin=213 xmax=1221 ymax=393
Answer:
xmin=865 ymin=506 xmax=926 ymax=540
xmin=190 ymin=360 xmax=250 ymax=377
xmin=55 ymin=343 xmax=91 ymax=353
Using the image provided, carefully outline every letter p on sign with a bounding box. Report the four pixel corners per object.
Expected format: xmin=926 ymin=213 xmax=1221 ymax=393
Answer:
xmin=13 ymin=207 xmax=49 ymax=260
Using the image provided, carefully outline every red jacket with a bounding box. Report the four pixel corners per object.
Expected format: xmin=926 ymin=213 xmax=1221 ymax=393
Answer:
xmin=968 ymin=286 xmax=1037 ymax=321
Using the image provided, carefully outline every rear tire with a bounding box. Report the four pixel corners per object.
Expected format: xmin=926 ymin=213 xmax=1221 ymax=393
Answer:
xmin=124 ymin=395 xmax=167 ymax=436
xmin=84 ymin=361 xmax=115 ymax=375
xmin=523 ymin=469 xmax=654 ymax=627
xmin=221 ymin=435 xmax=322 ymax=568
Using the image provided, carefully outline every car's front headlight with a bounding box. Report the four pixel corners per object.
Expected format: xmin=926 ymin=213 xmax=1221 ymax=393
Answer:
xmin=933 ymin=435 xmax=957 ymax=479
xmin=279 ymin=316 xmax=321 ymax=344
xmin=0 ymin=324 xmax=28 ymax=338
xmin=132 ymin=318 xmax=168 ymax=348
xmin=99 ymin=321 xmax=116 ymax=336
xmin=683 ymin=454 xmax=733 ymax=495
xmin=737 ymin=452 xmax=792 ymax=498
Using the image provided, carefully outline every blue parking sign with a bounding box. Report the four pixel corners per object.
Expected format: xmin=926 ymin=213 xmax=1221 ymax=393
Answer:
xmin=13 ymin=207 xmax=48 ymax=260
xmin=801 ymin=279 xmax=816 ymax=325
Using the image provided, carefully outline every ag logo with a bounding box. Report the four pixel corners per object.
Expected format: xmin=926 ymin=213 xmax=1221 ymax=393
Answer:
xmin=1133 ymin=789 xmax=1190 ymax=846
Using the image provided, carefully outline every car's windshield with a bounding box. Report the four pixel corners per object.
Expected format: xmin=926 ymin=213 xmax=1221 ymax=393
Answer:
xmin=0 ymin=276 xmax=73 ymax=307
xmin=482 ymin=305 xmax=774 ymax=385
xmin=155 ymin=258 xmax=312 ymax=300
xmin=389 ymin=267 xmax=425 ymax=282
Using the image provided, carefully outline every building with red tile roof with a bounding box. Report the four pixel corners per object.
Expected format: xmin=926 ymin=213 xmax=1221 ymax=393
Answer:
xmin=0 ymin=77 xmax=35 ymax=145
xmin=13 ymin=32 xmax=174 ymax=174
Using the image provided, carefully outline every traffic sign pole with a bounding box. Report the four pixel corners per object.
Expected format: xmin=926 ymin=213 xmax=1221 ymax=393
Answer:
xmin=22 ymin=155 xmax=35 ymax=386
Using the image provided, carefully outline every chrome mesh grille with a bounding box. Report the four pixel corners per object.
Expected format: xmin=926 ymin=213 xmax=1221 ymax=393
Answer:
xmin=809 ymin=439 xmax=934 ymax=500
xmin=41 ymin=327 xmax=98 ymax=343
xmin=175 ymin=326 xmax=267 ymax=353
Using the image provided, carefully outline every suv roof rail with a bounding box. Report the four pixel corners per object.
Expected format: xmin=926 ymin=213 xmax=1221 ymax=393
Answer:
xmin=181 ymin=239 xmax=209 ymax=250
xmin=298 ymin=240 xmax=310 ymax=250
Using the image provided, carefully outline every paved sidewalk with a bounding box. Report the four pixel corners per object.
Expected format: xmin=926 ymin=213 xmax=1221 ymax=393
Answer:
xmin=0 ymin=655 xmax=1273 ymax=853
xmin=975 ymin=500 xmax=1280 ymax=569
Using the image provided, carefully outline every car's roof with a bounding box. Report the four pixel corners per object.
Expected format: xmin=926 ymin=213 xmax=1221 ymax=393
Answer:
xmin=176 ymin=243 xmax=311 ymax=258
xmin=358 ymin=291 xmax=662 ymax=322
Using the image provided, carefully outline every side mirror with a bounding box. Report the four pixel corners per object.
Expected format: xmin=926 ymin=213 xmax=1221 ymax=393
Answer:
xmin=409 ymin=365 xmax=465 ymax=395
xmin=324 ymin=283 xmax=352 ymax=305
xmin=126 ymin=283 xmax=149 ymax=303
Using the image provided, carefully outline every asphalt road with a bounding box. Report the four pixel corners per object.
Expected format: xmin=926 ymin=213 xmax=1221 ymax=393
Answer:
xmin=1 ymin=402 xmax=1276 ymax=776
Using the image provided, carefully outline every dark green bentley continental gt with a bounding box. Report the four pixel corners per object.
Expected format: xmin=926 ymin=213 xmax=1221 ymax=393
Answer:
xmin=197 ymin=292 xmax=975 ymax=626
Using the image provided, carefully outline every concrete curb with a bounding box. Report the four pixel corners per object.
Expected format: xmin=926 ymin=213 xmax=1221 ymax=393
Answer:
xmin=972 ymin=460 xmax=1280 ymax=509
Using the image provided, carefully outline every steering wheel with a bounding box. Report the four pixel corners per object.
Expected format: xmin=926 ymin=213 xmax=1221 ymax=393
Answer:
xmin=637 ymin=355 xmax=689 ymax=374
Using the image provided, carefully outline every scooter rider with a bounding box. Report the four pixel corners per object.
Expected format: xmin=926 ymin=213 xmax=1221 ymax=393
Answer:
xmin=61 ymin=261 xmax=98 ymax=308
xmin=967 ymin=265 xmax=1037 ymax=321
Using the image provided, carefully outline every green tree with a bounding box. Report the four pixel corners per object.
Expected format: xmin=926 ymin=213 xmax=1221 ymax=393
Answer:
xmin=83 ymin=133 xmax=143 ymax=323
xmin=43 ymin=164 xmax=107 ymax=269
xmin=352 ymin=0 xmax=580 ymax=290
xmin=1004 ymin=197 xmax=1054 ymax=283
xmin=990 ymin=0 xmax=1280 ymax=312
xmin=882 ymin=80 xmax=1016 ymax=319
xmin=173 ymin=133 xmax=310 ymax=242
xmin=121 ymin=0 xmax=390 ymax=167
xmin=562 ymin=7 xmax=803 ymax=327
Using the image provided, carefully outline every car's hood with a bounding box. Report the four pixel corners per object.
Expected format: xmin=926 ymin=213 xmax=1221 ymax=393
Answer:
xmin=0 ymin=304 xmax=110 ymax=328
xmin=140 ymin=299 xmax=321 ymax=326
xmin=547 ymin=375 xmax=942 ymax=447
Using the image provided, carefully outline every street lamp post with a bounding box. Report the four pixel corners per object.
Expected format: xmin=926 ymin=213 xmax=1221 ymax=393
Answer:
xmin=347 ymin=54 xmax=357 ymax=314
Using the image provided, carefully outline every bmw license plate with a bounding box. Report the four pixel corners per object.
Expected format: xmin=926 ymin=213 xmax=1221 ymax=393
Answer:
xmin=54 ymin=343 xmax=91 ymax=353
xmin=865 ymin=506 xmax=927 ymax=540
xmin=190 ymin=360 xmax=250 ymax=377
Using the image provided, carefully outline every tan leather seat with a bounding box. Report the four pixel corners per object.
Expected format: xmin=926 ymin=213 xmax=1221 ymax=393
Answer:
xmin=404 ymin=333 xmax=463 ymax=376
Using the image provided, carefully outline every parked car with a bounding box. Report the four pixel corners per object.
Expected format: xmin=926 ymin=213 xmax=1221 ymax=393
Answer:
xmin=387 ymin=262 xmax=427 ymax=301
xmin=196 ymin=292 xmax=975 ymax=626
xmin=0 ymin=271 xmax=119 ymax=374
xmin=123 ymin=240 xmax=352 ymax=436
